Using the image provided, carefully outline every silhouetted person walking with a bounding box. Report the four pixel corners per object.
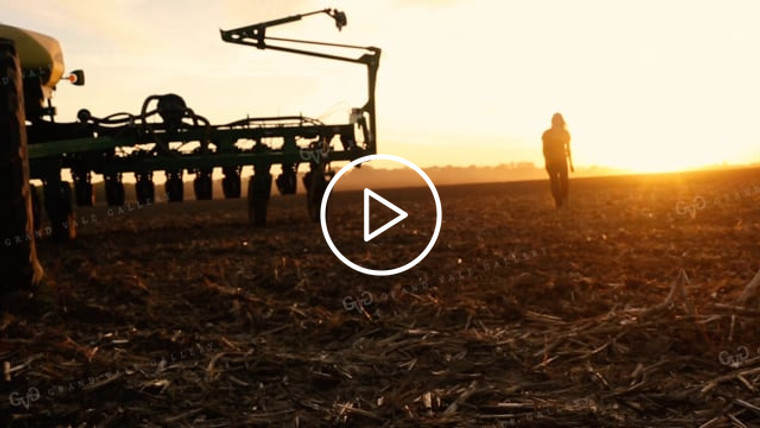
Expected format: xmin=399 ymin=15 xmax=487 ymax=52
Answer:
xmin=542 ymin=113 xmax=573 ymax=209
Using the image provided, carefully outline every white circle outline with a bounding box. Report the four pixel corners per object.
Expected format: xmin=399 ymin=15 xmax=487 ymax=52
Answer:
xmin=320 ymin=154 xmax=442 ymax=276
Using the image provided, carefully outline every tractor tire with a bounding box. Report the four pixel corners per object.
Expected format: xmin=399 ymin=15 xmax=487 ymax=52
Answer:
xmin=194 ymin=172 xmax=213 ymax=200
xmin=44 ymin=180 xmax=76 ymax=242
xmin=248 ymin=173 xmax=272 ymax=227
xmin=0 ymin=39 xmax=44 ymax=290
xmin=222 ymin=169 xmax=241 ymax=199
xmin=165 ymin=173 xmax=184 ymax=202
xmin=105 ymin=175 xmax=125 ymax=206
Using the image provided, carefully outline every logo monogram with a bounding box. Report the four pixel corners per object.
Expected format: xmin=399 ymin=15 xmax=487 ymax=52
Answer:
xmin=675 ymin=196 xmax=706 ymax=219
xmin=9 ymin=387 xmax=40 ymax=409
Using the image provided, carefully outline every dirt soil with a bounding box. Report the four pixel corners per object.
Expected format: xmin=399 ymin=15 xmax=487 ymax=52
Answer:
xmin=2 ymin=167 xmax=760 ymax=427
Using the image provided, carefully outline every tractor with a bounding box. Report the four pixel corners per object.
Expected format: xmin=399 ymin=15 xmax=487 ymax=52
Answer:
xmin=0 ymin=8 xmax=380 ymax=290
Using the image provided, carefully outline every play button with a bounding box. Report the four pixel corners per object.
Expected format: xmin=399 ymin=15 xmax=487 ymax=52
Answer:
xmin=363 ymin=188 xmax=408 ymax=242
xmin=320 ymin=154 xmax=442 ymax=277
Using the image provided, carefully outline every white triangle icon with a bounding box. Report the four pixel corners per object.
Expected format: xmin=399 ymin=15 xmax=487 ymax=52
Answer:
xmin=363 ymin=188 xmax=408 ymax=242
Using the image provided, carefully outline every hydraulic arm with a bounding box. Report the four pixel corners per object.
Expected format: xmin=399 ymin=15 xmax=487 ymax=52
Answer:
xmin=219 ymin=8 xmax=381 ymax=153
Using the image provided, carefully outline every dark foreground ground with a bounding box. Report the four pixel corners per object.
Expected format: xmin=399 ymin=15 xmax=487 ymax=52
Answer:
xmin=2 ymin=167 xmax=760 ymax=427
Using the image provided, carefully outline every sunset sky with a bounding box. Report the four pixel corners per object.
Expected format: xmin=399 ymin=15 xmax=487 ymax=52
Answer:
xmin=4 ymin=0 xmax=760 ymax=173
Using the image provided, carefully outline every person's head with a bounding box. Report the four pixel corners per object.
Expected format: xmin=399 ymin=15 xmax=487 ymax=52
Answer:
xmin=551 ymin=113 xmax=565 ymax=129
